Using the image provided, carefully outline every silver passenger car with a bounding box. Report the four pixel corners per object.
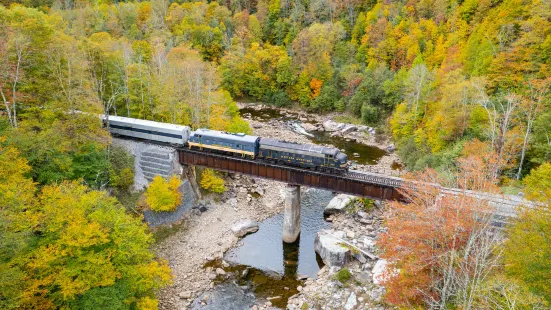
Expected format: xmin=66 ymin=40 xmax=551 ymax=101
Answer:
xmin=102 ymin=115 xmax=190 ymax=145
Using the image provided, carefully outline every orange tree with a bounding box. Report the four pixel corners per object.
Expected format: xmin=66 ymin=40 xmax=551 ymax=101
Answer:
xmin=378 ymin=141 xmax=502 ymax=308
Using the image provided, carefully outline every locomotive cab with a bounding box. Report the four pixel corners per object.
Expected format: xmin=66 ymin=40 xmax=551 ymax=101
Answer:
xmin=336 ymin=152 xmax=349 ymax=169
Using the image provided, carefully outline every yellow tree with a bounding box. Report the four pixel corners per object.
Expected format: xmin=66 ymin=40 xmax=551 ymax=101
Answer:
xmin=22 ymin=181 xmax=172 ymax=309
xmin=200 ymin=169 xmax=226 ymax=194
xmin=0 ymin=141 xmax=37 ymax=310
xmin=145 ymin=175 xmax=182 ymax=212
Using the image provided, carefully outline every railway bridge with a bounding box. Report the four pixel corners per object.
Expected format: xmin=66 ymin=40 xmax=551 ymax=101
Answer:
xmin=177 ymin=148 xmax=528 ymax=241
xmin=178 ymin=148 xmax=407 ymax=242
xmin=109 ymin=129 xmax=529 ymax=243
xmin=178 ymin=148 xmax=405 ymax=200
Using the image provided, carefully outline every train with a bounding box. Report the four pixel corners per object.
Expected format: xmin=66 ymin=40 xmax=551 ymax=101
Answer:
xmin=102 ymin=115 xmax=349 ymax=173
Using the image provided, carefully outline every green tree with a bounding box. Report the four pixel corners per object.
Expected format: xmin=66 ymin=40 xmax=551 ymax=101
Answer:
xmin=503 ymin=163 xmax=551 ymax=303
xmin=109 ymin=145 xmax=135 ymax=192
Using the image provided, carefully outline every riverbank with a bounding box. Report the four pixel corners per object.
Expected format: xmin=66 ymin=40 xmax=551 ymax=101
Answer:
xmin=287 ymin=202 xmax=389 ymax=310
xmin=155 ymin=175 xmax=286 ymax=309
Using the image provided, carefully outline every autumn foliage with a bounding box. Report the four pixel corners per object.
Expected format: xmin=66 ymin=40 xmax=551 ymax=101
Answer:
xmin=0 ymin=144 xmax=172 ymax=309
xmin=200 ymin=168 xmax=226 ymax=194
xmin=145 ymin=175 xmax=182 ymax=212
xmin=503 ymin=163 xmax=551 ymax=303
xmin=378 ymin=143 xmax=501 ymax=308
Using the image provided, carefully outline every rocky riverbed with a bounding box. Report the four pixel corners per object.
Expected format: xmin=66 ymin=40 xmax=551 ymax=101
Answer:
xmin=239 ymin=103 xmax=402 ymax=175
xmin=287 ymin=196 xmax=389 ymax=310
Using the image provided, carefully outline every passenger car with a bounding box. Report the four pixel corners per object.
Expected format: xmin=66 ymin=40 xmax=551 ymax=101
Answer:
xmin=102 ymin=115 xmax=190 ymax=145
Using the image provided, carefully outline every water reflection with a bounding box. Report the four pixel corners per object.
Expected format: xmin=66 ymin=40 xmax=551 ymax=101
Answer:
xmin=209 ymin=189 xmax=333 ymax=308
xmin=283 ymin=238 xmax=299 ymax=278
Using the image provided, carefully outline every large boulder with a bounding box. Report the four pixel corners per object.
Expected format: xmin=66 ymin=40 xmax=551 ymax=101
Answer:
xmin=324 ymin=194 xmax=355 ymax=215
xmin=323 ymin=120 xmax=345 ymax=132
xmin=314 ymin=231 xmax=352 ymax=267
xmin=231 ymin=220 xmax=259 ymax=237
xmin=340 ymin=125 xmax=358 ymax=135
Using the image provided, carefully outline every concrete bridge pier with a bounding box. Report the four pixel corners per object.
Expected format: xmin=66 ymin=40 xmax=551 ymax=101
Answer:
xmin=283 ymin=184 xmax=301 ymax=243
xmin=183 ymin=165 xmax=202 ymax=200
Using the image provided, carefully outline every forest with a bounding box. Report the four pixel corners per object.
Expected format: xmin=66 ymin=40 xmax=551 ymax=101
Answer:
xmin=1 ymin=0 xmax=550 ymax=308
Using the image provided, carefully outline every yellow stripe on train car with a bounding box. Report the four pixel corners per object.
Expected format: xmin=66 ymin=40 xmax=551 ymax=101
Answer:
xmin=188 ymin=142 xmax=256 ymax=158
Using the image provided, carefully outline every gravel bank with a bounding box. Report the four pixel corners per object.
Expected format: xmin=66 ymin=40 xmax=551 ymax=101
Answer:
xmin=155 ymin=175 xmax=286 ymax=309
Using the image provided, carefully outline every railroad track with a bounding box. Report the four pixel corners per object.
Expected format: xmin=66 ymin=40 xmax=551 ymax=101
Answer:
xmin=179 ymin=148 xmax=406 ymax=189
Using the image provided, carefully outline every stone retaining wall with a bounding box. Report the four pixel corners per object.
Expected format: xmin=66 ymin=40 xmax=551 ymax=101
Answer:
xmin=112 ymin=137 xmax=183 ymax=191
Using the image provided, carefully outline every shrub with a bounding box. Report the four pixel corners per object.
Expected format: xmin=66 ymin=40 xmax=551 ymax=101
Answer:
xmin=109 ymin=146 xmax=135 ymax=192
xmin=345 ymin=197 xmax=374 ymax=214
xmin=361 ymin=103 xmax=380 ymax=124
xmin=332 ymin=268 xmax=352 ymax=283
xmin=200 ymin=169 xmax=226 ymax=193
xmin=145 ymin=175 xmax=182 ymax=212
xmin=227 ymin=116 xmax=253 ymax=135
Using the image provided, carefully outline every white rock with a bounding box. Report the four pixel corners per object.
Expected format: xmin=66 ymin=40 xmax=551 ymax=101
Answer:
xmin=324 ymin=194 xmax=355 ymax=215
xmin=341 ymin=125 xmax=358 ymax=134
xmin=323 ymin=120 xmax=346 ymax=132
xmin=314 ymin=232 xmax=352 ymax=267
xmin=231 ymin=219 xmax=259 ymax=237
xmin=344 ymin=292 xmax=357 ymax=310
xmin=363 ymin=238 xmax=375 ymax=247
xmin=302 ymin=123 xmax=318 ymax=131
xmin=372 ymin=259 xmax=398 ymax=285
xmin=228 ymin=198 xmax=237 ymax=207
xmin=333 ymin=230 xmax=346 ymax=239
xmin=179 ymin=291 xmax=192 ymax=299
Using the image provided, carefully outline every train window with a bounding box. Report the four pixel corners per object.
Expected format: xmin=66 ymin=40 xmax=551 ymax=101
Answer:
xmin=236 ymin=144 xmax=240 ymax=148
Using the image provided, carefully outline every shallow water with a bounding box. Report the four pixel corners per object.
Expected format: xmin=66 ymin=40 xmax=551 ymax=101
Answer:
xmin=198 ymin=105 xmax=389 ymax=309
xmin=225 ymin=189 xmax=333 ymax=277
xmin=240 ymin=106 xmax=388 ymax=165
xmin=199 ymin=189 xmax=334 ymax=309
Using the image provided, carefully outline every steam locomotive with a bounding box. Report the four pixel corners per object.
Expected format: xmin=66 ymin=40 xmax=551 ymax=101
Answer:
xmin=103 ymin=115 xmax=349 ymax=173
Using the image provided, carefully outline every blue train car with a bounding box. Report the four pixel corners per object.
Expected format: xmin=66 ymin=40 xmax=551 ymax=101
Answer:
xmin=258 ymin=138 xmax=348 ymax=172
xmin=188 ymin=129 xmax=260 ymax=159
